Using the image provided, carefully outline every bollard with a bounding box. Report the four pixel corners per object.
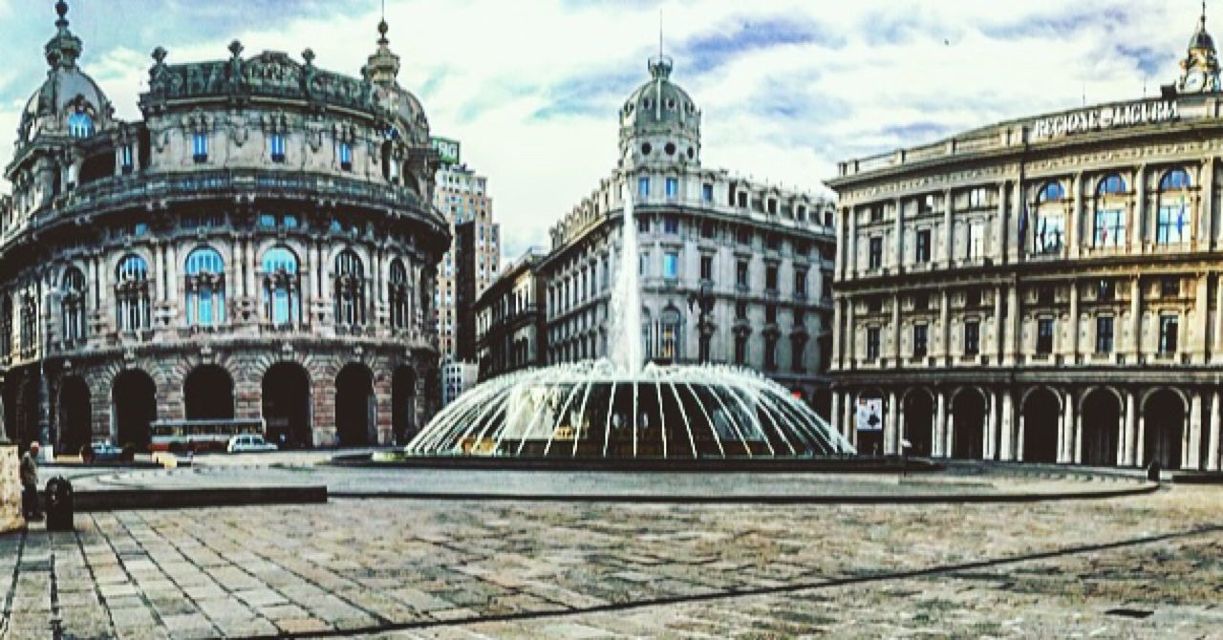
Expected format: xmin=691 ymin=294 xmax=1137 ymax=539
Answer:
xmin=44 ymin=476 xmax=74 ymax=532
xmin=1146 ymin=461 xmax=1162 ymax=483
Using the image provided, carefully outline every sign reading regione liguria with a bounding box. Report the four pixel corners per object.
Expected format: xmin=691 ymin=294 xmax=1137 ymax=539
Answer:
xmin=1032 ymin=100 xmax=1179 ymax=139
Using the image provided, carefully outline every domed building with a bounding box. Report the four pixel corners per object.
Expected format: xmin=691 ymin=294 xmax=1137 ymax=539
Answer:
xmin=477 ymin=54 xmax=837 ymax=410
xmin=0 ymin=2 xmax=449 ymax=453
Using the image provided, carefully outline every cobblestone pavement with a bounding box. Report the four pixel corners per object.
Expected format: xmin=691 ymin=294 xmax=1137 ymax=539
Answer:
xmin=1 ymin=485 xmax=1220 ymax=638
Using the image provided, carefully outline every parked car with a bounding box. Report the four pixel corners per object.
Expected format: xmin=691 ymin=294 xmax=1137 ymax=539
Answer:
xmin=82 ymin=441 xmax=124 ymax=463
xmin=226 ymin=434 xmax=279 ymax=453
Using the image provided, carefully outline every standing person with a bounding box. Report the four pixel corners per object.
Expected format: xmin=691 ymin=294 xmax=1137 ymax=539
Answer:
xmin=20 ymin=441 xmax=41 ymax=521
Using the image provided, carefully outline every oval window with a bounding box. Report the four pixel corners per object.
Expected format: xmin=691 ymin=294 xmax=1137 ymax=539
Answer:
xmin=665 ymin=142 xmax=676 ymax=156
xmin=641 ymin=143 xmax=652 ymax=155
xmin=687 ymin=147 xmax=695 ymax=159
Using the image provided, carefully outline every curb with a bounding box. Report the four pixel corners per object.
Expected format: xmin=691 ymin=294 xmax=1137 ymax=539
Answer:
xmin=72 ymin=486 xmax=328 ymax=511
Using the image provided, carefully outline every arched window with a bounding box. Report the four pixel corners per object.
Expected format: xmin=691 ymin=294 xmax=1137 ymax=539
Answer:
xmin=184 ymin=247 xmax=225 ymax=327
xmin=19 ymin=293 xmax=36 ymax=353
xmin=1032 ymin=181 xmax=1066 ymax=255
xmin=115 ymin=254 xmax=151 ymax=333
xmin=334 ymin=249 xmax=365 ymax=328
xmin=1157 ymin=167 xmax=1193 ymax=245
xmin=388 ymin=259 xmax=411 ymax=331
xmin=67 ymin=111 xmax=94 ymax=138
xmin=261 ymin=246 xmax=299 ymax=327
xmin=1037 ymin=181 xmax=1065 ymax=202
xmin=0 ymin=294 xmax=11 ymax=361
xmin=658 ymin=306 xmax=683 ymax=362
xmin=1093 ymin=174 xmax=1128 ymax=248
xmin=61 ymin=267 xmax=87 ymax=344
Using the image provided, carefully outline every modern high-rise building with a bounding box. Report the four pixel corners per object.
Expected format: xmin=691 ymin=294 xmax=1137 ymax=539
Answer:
xmin=431 ymin=141 xmax=499 ymax=364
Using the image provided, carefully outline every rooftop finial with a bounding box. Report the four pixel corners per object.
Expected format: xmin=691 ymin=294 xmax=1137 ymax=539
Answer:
xmin=659 ymin=8 xmax=663 ymax=59
xmin=55 ymin=0 xmax=68 ymax=27
xmin=45 ymin=0 xmax=83 ymax=68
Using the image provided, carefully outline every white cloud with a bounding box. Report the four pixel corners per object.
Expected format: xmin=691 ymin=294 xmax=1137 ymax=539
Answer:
xmin=0 ymin=0 xmax=1209 ymax=257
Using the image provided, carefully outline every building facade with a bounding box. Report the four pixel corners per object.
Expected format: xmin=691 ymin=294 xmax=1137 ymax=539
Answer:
xmin=529 ymin=55 xmax=837 ymax=406
xmin=474 ymin=248 xmax=549 ymax=377
xmin=827 ymin=11 xmax=1223 ymax=471
xmin=440 ymin=360 xmax=479 ymax=407
xmin=431 ymin=145 xmax=499 ymax=362
xmin=0 ymin=4 xmax=449 ymax=452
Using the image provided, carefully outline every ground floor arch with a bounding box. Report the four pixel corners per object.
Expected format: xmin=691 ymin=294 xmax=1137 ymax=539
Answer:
xmin=58 ymin=376 xmax=92 ymax=454
xmin=902 ymin=389 xmax=934 ymax=457
xmin=1022 ymin=387 xmax=1061 ymax=463
xmin=263 ymin=362 xmax=312 ymax=448
xmin=392 ymin=365 xmax=417 ymax=445
xmin=184 ymin=364 xmax=234 ymax=421
xmin=1143 ymin=389 xmax=1185 ymax=470
xmin=1080 ymin=388 xmax=1121 ymax=467
xmin=950 ymin=388 xmax=986 ymax=459
xmin=336 ymin=363 xmax=375 ymax=447
xmin=113 ymin=369 xmax=156 ymax=450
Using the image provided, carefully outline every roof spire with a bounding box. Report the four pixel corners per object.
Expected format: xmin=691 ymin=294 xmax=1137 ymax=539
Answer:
xmin=659 ymin=8 xmax=663 ymax=59
xmin=365 ymin=1 xmax=400 ymax=86
xmin=45 ymin=0 xmax=83 ymax=69
xmin=648 ymin=8 xmax=673 ymax=80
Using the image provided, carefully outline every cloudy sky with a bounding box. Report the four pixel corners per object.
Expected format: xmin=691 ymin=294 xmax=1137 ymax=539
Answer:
xmin=0 ymin=0 xmax=1207 ymax=262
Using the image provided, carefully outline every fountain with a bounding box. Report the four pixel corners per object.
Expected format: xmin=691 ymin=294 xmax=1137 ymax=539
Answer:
xmin=406 ymin=181 xmax=854 ymax=459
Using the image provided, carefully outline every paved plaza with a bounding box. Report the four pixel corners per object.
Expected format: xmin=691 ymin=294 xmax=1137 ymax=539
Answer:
xmin=0 ymin=464 xmax=1220 ymax=638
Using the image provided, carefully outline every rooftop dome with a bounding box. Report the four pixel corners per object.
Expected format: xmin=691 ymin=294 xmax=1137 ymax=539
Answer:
xmin=620 ymin=55 xmax=700 ymax=133
xmin=18 ymin=1 xmax=113 ymax=145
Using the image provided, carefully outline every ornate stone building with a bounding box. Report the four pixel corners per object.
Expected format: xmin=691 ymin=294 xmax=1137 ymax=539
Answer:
xmin=827 ymin=10 xmax=1223 ymax=471
xmin=0 ymin=4 xmax=448 ymax=452
xmin=474 ymin=248 xmax=549 ymax=377
xmin=534 ymin=55 xmax=837 ymax=406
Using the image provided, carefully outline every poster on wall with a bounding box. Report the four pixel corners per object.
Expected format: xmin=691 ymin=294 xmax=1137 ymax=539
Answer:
xmin=855 ymin=397 xmax=883 ymax=432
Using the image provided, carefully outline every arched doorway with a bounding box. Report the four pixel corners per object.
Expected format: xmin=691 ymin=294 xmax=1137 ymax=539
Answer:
xmin=950 ymin=389 xmax=986 ymax=459
xmin=1143 ymin=389 xmax=1185 ymax=470
xmin=853 ymin=390 xmax=886 ymax=456
xmin=1022 ymin=388 xmax=1061 ymax=463
xmin=183 ymin=365 xmax=234 ymax=420
xmin=336 ymin=363 xmax=374 ymax=446
xmin=392 ymin=365 xmax=417 ymax=444
xmin=1080 ymin=389 xmax=1121 ymax=466
xmin=263 ymin=363 xmax=311 ymax=448
xmin=902 ymin=389 xmax=934 ymax=457
xmin=112 ymin=370 xmax=156 ymax=450
xmin=58 ymin=376 xmax=92 ymax=455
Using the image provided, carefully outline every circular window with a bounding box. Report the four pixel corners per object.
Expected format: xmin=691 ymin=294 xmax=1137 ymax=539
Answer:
xmin=665 ymin=142 xmax=676 ymax=156
xmin=687 ymin=147 xmax=695 ymax=159
xmin=666 ymin=99 xmax=676 ymax=110
xmin=641 ymin=143 xmax=652 ymax=155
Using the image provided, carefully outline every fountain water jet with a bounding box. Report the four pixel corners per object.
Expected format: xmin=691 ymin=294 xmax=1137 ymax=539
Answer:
xmin=406 ymin=176 xmax=854 ymax=459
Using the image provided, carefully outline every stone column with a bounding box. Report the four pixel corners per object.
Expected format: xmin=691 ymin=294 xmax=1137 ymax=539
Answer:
xmin=1214 ymin=273 xmax=1223 ymax=363
xmin=1130 ymin=277 xmax=1142 ymax=361
xmin=884 ymin=390 xmax=898 ymax=455
xmin=1069 ymin=172 xmax=1083 ymax=259
xmin=994 ymin=285 xmax=1005 ymax=364
xmin=1136 ymin=412 xmax=1146 ymax=467
xmin=1134 ymin=164 xmax=1147 ymax=252
xmin=1005 ymin=284 xmax=1020 ymax=366
xmin=830 ymin=391 xmax=842 ymax=438
xmin=891 ymin=294 xmax=902 ymax=367
xmin=897 ymin=400 xmax=907 ymax=454
xmin=893 ymin=198 xmax=904 ymax=270
xmin=844 ymin=302 xmax=856 ymax=370
xmin=1194 ymin=274 xmax=1210 ymax=364
xmin=831 ymin=299 xmax=843 ymax=371
xmin=939 ymin=289 xmax=950 ymax=365
xmin=1123 ymin=390 xmax=1136 ymax=466
xmin=1060 ymin=389 xmax=1076 ymax=464
xmin=1206 ymin=157 xmax=1218 ymax=249
xmin=1187 ymin=391 xmax=1203 ymax=471
xmin=834 ymin=208 xmax=845 ymax=280
xmin=847 ymin=209 xmax=858 ymax=278
xmin=986 ymin=390 xmax=999 ymax=460
xmin=841 ymin=392 xmax=854 ymax=441
xmin=1074 ymin=403 xmax=1084 ymax=464
xmin=943 ymin=189 xmax=954 ymax=267
xmin=1000 ymin=389 xmax=1015 ymax=461
xmin=0 ymin=443 xmax=20 ymax=533
xmin=934 ymin=390 xmax=947 ymax=457
xmin=1208 ymin=391 xmax=1221 ymax=471
xmin=1068 ymin=280 xmax=1079 ymax=364
xmin=995 ymin=180 xmax=1008 ymax=265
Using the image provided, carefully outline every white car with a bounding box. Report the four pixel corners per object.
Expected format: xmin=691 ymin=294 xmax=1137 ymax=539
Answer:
xmin=226 ymin=434 xmax=279 ymax=453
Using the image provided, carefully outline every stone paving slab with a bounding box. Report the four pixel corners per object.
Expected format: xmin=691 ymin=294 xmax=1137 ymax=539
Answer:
xmin=0 ymin=484 xmax=1219 ymax=638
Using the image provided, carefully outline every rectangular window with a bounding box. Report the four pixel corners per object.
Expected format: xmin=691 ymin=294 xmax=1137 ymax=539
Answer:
xmin=1097 ymin=279 xmax=1115 ymax=301
xmin=737 ymin=192 xmax=748 ymax=208
xmin=192 ymin=132 xmax=208 ymax=162
xmin=664 ymin=215 xmax=679 ymax=234
xmin=765 ymin=304 xmax=777 ymax=323
xmin=919 ymin=195 xmax=935 ymax=214
xmin=637 ymin=215 xmax=649 ymax=234
xmin=913 ymin=324 xmax=928 ymax=358
xmin=1093 ymin=208 xmax=1126 ymax=247
xmin=1096 ymin=316 xmax=1114 ymax=354
xmin=964 ymin=320 xmax=980 ymax=356
xmin=639 ymin=251 xmax=649 ymax=276
xmin=736 ymin=260 xmax=749 ymax=288
xmin=1036 ymin=318 xmax=1054 ymax=354
xmin=1035 ymin=212 xmax=1065 ymax=254
xmin=270 ymin=133 xmax=286 ymax=162
xmin=870 ymin=204 xmax=884 ymax=222
xmin=965 ymin=288 xmax=982 ymax=308
xmin=968 ymin=187 xmax=987 ymax=208
xmin=637 ymin=176 xmax=650 ymax=198
xmin=914 ymin=291 xmax=929 ymax=311
xmin=702 ymin=183 xmax=714 ymax=203
xmin=967 ymin=222 xmax=984 ymax=259
xmin=1156 ymin=200 xmax=1189 ymax=244
xmin=766 ymin=234 xmax=781 ymax=251
xmin=663 ymin=251 xmax=679 ymax=279
xmin=665 ymin=177 xmax=678 ymax=199
xmin=701 ymin=221 xmax=715 ymax=239
xmin=794 ymin=269 xmax=807 ymax=297
xmin=735 ymin=302 xmax=747 ymax=320
xmin=1160 ymin=315 xmax=1180 ymax=353
xmin=765 ymin=265 xmax=778 ymax=291
xmin=259 ymin=213 xmax=276 ymax=228
xmin=866 ymin=327 xmax=881 ymax=362
xmin=868 ymin=236 xmax=883 ymax=269
xmin=1161 ymin=277 xmax=1180 ymax=298
xmin=737 ymin=228 xmax=752 ymax=245
xmin=700 ymin=255 xmax=713 ymax=280
xmin=735 ymin=336 xmax=747 ymax=364
xmin=339 ymin=142 xmax=353 ymax=171
xmin=120 ymin=145 xmax=134 ymax=173
xmin=915 ymin=229 xmax=931 ymax=263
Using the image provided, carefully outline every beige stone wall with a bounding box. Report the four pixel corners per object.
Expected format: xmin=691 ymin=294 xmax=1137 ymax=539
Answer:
xmin=0 ymin=444 xmax=22 ymax=533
